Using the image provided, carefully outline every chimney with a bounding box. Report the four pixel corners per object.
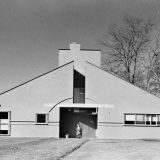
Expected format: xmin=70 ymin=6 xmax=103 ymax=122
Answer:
xmin=70 ymin=42 xmax=80 ymax=51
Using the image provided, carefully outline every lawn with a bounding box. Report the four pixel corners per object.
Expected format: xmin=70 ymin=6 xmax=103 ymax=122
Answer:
xmin=63 ymin=139 xmax=160 ymax=160
xmin=0 ymin=137 xmax=88 ymax=160
xmin=1 ymin=138 xmax=160 ymax=160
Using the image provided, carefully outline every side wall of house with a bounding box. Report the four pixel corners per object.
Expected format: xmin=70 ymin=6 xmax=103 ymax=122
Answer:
xmin=86 ymin=63 xmax=160 ymax=139
xmin=0 ymin=62 xmax=73 ymax=137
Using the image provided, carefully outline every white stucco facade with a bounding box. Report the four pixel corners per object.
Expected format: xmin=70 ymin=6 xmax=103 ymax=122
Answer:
xmin=59 ymin=42 xmax=101 ymax=75
xmin=0 ymin=61 xmax=73 ymax=137
xmin=0 ymin=43 xmax=160 ymax=138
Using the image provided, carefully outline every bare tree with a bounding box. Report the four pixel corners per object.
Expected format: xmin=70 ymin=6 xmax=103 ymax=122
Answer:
xmin=145 ymin=31 xmax=160 ymax=96
xmin=100 ymin=15 xmax=154 ymax=86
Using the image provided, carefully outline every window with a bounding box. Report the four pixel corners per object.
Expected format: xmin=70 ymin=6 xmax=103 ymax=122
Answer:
xmin=73 ymin=70 xmax=85 ymax=103
xmin=157 ymin=115 xmax=160 ymax=125
xmin=35 ymin=114 xmax=49 ymax=124
xmin=0 ymin=111 xmax=11 ymax=135
xmin=151 ymin=114 xmax=157 ymax=125
xmin=125 ymin=114 xmax=135 ymax=124
xmin=136 ymin=114 xmax=145 ymax=124
xmin=124 ymin=113 xmax=160 ymax=126
xmin=146 ymin=114 xmax=151 ymax=125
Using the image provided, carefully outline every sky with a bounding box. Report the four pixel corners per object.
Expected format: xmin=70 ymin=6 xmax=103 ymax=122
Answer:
xmin=0 ymin=0 xmax=160 ymax=92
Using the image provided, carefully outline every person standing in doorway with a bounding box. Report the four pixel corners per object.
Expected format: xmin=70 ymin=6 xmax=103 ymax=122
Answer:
xmin=76 ymin=123 xmax=82 ymax=138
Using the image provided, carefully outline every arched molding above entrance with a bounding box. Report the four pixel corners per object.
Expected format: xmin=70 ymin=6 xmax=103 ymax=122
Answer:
xmin=48 ymin=97 xmax=98 ymax=113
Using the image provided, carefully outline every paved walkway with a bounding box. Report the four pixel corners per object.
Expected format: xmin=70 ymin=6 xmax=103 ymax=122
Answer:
xmin=63 ymin=139 xmax=160 ymax=160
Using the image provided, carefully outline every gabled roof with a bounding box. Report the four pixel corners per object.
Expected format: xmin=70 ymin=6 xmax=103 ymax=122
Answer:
xmin=0 ymin=61 xmax=74 ymax=96
xmin=86 ymin=61 xmax=160 ymax=100
xmin=1 ymin=59 xmax=159 ymax=100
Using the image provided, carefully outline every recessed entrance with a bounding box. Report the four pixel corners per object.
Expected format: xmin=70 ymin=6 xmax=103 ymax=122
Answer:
xmin=59 ymin=107 xmax=98 ymax=138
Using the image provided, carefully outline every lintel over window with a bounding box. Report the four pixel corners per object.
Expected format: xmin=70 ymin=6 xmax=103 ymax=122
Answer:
xmin=124 ymin=113 xmax=160 ymax=126
xmin=35 ymin=113 xmax=49 ymax=124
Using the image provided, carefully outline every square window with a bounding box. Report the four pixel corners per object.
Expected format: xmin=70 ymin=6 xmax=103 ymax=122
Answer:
xmin=125 ymin=114 xmax=135 ymax=124
xmin=36 ymin=114 xmax=48 ymax=124
xmin=136 ymin=114 xmax=145 ymax=124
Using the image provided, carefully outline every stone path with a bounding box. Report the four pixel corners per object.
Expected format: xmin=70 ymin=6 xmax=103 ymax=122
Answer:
xmin=63 ymin=139 xmax=160 ymax=160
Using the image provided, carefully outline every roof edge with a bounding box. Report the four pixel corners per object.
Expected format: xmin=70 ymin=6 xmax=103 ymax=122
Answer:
xmin=86 ymin=61 xmax=160 ymax=100
xmin=0 ymin=61 xmax=74 ymax=96
xmin=59 ymin=49 xmax=101 ymax=51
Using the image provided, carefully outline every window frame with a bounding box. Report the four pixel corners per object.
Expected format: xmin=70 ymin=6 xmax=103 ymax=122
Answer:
xmin=35 ymin=113 xmax=49 ymax=125
xmin=124 ymin=113 xmax=160 ymax=127
xmin=0 ymin=111 xmax=11 ymax=136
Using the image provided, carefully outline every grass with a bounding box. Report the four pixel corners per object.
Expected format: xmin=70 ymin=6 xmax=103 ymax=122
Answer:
xmin=0 ymin=137 xmax=88 ymax=160
xmin=1 ymin=138 xmax=160 ymax=160
xmin=63 ymin=139 xmax=160 ymax=160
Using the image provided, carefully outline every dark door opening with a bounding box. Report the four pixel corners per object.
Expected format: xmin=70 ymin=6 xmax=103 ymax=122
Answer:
xmin=59 ymin=107 xmax=98 ymax=138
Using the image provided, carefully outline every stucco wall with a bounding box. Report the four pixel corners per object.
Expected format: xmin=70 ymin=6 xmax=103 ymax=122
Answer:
xmin=59 ymin=50 xmax=101 ymax=68
xmin=97 ymin=125 xmax=160 ymax=139
xmin=11 ymin=123 xmax=59 ymax=137
xmin=59 ymin=43 xmax=101 ymax=75
xmin=86 ymin=62 xmax=160 ymax=139
xmin=86 ymin=63 xmax=160 ymax=121
xmin=0 ymin=62 xmax=73 ymax=137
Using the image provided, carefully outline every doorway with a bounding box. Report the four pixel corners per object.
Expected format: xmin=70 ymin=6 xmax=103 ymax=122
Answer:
xmin=59 ymin=107 xmax=98 ymax=138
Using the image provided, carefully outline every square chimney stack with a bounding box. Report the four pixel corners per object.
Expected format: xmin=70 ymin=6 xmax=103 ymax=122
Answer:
xmin=70 ymin=42 xmax=80 ymax=51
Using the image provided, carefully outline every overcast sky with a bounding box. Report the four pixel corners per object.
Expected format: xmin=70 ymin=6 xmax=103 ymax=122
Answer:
xmin=0 ymin=0 xmax=160 ymax=92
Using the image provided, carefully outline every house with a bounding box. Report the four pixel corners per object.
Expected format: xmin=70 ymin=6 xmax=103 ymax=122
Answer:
xmin=1 ymin=42 xmax=160 ymax=139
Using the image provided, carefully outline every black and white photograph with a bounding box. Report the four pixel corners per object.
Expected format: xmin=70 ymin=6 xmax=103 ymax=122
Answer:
xmin=0 ymin=0 xmax=160 ymax=159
